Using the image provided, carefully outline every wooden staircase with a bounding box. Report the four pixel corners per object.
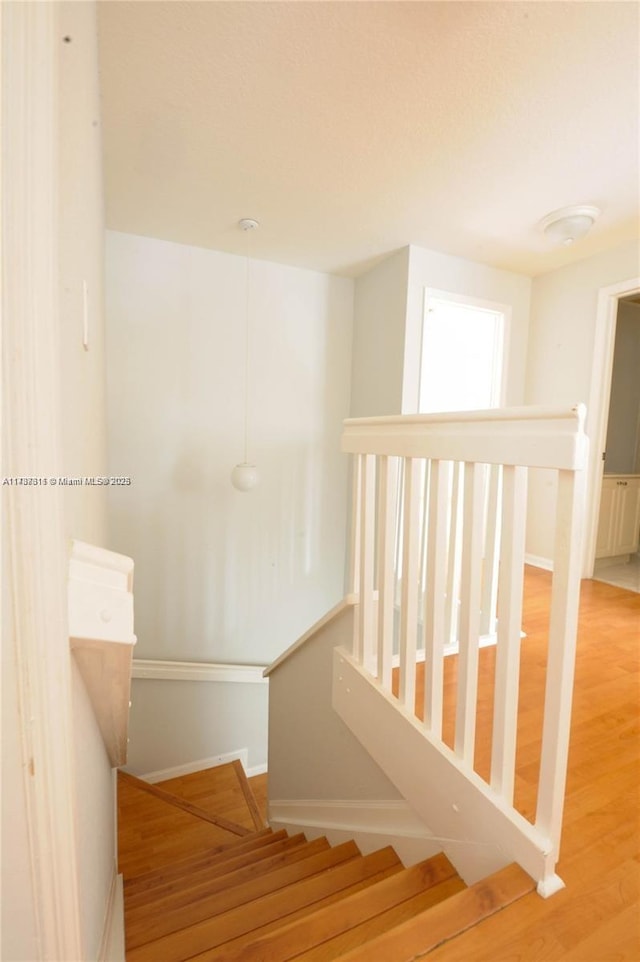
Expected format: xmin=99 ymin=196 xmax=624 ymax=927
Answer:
xmin=118 ymin=763 xmax=534 ymax=960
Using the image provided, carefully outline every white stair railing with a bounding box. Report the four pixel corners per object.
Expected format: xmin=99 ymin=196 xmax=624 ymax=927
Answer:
xmin=342 ymin=405 xmax=588 ymax=894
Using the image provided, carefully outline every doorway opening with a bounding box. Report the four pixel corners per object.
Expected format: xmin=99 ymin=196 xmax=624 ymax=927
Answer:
xmin=585 ymin=278 xmax=640 ymax=590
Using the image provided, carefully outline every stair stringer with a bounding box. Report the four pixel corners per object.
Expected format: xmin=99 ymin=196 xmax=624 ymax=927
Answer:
xmin=266 ymin=600 xmax=446 ymax=867
xmin=333 ymin=646 xmax=561 ymax=894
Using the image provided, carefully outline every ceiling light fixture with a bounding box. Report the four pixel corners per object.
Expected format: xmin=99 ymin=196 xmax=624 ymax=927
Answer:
xmin=230 ymin=218 xmax=259 ymax=492
xmin=538 ymin=205 xmax=601 ymax=247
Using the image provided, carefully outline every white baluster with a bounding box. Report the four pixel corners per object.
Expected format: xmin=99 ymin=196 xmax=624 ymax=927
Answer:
xmin=445 ymin=461 xmax=463 ymax=647
xmin=480 ymin=463 xmax=502 ymax=638
xmin=536 ymin=467 xmax=586 ymax=855
xmin=490 ymin=465 xmax=527 ymax=802
xmin=393 ymin=458 xmax=405 ymax=612
xmin=454 ymin=461 xmax=485 ymax=765
xmin=377 ymin=455 xmax=398 ymax=690
xmin=398 ymin=457 xmax=421 ymax=712
xmin=423 ymin=459 xmax=452 ymax=737
xmin=357 ymin=453 xmax=376 ymax=669
xmin=418 ymin=459 xmax=431 ymax=649
xmin=349 ymin=455 xmax=362 ymax=597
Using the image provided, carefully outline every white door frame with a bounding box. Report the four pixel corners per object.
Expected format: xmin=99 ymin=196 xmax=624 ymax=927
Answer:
xmin=583 ymin=277 xmax=640 ymax=577
xmin=3 ymin=4 xmax=84 ymax=958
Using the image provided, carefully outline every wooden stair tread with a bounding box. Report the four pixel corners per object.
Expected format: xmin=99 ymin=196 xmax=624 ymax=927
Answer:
xmin=147 ymin=783 xmax=257 ymax=829
xmin=118 ymin=766 xmax=531 ymax=962
xmin=124 ymin=828 xmax=280 ymax=894
xmin=295 ymin=875 xmax=467 ymax=962
xmin=152 ymin=761 xmax=265 ymax=832
xmin=335 ymin=863 xmax=536 ymax=962
xmin=124 ymin=835 xmax=336 ymax=947
xmin=205 ymin=852 xmax=461 ymax=962
xmin=127 ymin=846 xmax=403 ymax=962
xmin=125 ymin=833 xmax=309 ymax=910
xmin=118 ymin=774 xmax=255 ymax=878
xmin=190 ymin=865 xmax=404 ymax=961
xmin=119 ymin=770 xmax=251 ymax=836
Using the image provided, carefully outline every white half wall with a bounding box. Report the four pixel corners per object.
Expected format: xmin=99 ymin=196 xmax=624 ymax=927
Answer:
xmin=524 ymin=241 xmax=640 ymax=563
xmin=124 ymin=675 xmax=270 ymax=776
xmin=267 ymin=603 xmax=402 ymax=802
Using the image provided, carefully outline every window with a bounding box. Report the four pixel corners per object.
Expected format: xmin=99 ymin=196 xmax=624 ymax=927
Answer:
xmin=419 ymin=290 xmax=507 ymax=413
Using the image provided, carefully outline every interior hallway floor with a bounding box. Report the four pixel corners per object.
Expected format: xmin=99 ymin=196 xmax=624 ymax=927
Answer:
xmin=593 ymin=554 xmax=640 ymax=593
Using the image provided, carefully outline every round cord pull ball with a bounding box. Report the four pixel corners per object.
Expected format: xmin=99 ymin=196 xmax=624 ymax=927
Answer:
xmin=231 ymin=463 xmax=259 ymax=491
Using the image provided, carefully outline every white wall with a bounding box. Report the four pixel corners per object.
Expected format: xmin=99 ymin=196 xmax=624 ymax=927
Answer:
xmin=350 ymin=248 xmax=409 ymax=417
xmin=2 ymin=4 xmax=119 ymax=960
xmin=1 ymin=554 xmax=40 ymax=962
xmin=125 ymin=678 xmax=270 ymax=776
xmin=268 ymin=606 xmax=402 ymax=801
xmin=58 ymin=2 xmax=109 ymax=546
xmin=58 ymin=4 xmax=118 ymax=958
xmin=71 ymin=661 xmax=118 ymax=960
xmin=350 ymin=243 xmax=531 ymax=420
xmin=106 ymin=231 xmax=353 ymax=770
xmin=524 ymin=241 xmax=640 ymax=563
xmin=605 ymin=301 xmax=640 ymax=474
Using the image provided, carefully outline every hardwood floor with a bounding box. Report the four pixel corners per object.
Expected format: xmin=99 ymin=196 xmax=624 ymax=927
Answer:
xmin=424 ymin=568 xmax=640 ymax=960
xmin=119 ymin=567 xmax=638 ymax=959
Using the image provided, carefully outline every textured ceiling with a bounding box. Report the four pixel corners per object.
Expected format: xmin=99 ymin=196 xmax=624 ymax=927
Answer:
xmin=98 ymin=1 xmax=640 ymax=278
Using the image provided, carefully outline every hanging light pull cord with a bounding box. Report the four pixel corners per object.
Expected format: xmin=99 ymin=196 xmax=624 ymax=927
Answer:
xmin=243 ymin=225 xmax=251 ymax=465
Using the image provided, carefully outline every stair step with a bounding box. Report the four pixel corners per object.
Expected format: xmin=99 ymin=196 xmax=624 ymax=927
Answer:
xmin=124 ymin=828 xmax=278 ymax=897
xmin=127 ymin=845 xmax=402 ymax=962
xmin=150 ymin=781 xmax=258 ymax=831
xmin=118 ymin=777 xmax=255 ymax=878
xmin=189 ymin=860 xmax=404 ymax=962
xmin=149 ymin=762 xmax=265 ymax=831
xmin=124 ymin=835 xmax=334 ymax=947
xmin=335 ymin=863 xmax=536 ymax=962
xmin=205 ymin=852 xmax=462 ymax=962
xmin=120 ymin=828 xmax=247 ymax=880
xmin=124 ymin=831 xmax=298 ymax=906
xmin=119 ymin=770 xmax=251 ymax=835
xmin=295 ymin=876 xmax=466 ymax=962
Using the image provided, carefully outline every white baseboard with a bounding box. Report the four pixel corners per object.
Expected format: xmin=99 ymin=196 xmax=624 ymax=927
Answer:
xmin=138 ymin=749 xmax=249 ymax=783
xmin=246 ymin=762 xmax=268 ymax=778
xmin=99 ymin=866 xmax=124 ymax=962
xmin=593 ymin=553 xmax=631 ymax=568
xmin=268 ymin=798 xmax=442 ymax=867
xmin=525 ymin=553 xmax=554 ymax=571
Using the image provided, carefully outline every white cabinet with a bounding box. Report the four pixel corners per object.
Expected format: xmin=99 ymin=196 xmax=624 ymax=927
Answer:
xmin=595 ymin=475 xmax=640 ymax=560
